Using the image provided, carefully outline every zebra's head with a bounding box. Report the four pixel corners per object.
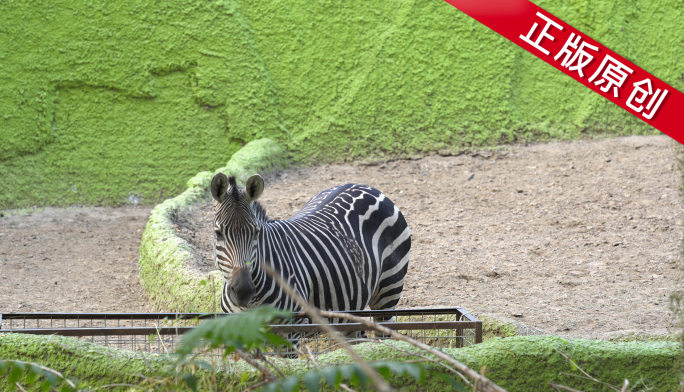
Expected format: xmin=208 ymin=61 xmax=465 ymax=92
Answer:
xmin=210 ymin=172 xmax=265 ymax=308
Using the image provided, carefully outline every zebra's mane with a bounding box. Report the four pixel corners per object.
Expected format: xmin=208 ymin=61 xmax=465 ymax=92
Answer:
xmin=222 ymin=175 xmax=270 ymax=223
xmin=252 ymin=200 xmax=270 ymax=222
xmin=227 ymin=176 xmax=240 ymax=201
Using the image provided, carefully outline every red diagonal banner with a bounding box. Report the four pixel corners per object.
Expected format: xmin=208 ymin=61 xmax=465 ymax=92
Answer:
xmin=443 ymin=0 xmax=684 ymax=145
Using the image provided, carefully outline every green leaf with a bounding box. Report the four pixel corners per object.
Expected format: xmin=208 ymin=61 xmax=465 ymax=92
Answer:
xmin=374 ymin=364 xmax=391 ymax=379
xmin=8 ymin=366 xmax=23 ymax=384
xmin=261 ymin=382 xmax=279 ymax=392
xmin=337 ymin=364 xmax=367 ymax=387
xmin=59 ymin=383 xmax=73 ymax=392
xmin=40 ymin=380 xmax=51 ymax=392
xmin=280 ymin=375 xmax=301 ymax=392
xmin=44 ymin=372 xmax=57 ymax=386
xmin=432 ymin=372 xmax=468 ymax=392
xmin=191 ymin=360 xmax=214 ymax=371
xmin=221 ymin=346 xmax=236 ymax=358
xmin=263 ymin=332 xmax=292 ymax=348
xmin=182 ymin=373 xmax=198 ymax=392
xmin=373 ymin=362 xmax=426 ymax=383
xmin=393 ymin=362 xmax=425 ymax=382
xmin=302 ymin=372 xmax=321 ymax=392
xmin=26 ymin=367 xmax=39 ymax=385
xmin=175 ymin=306 xmax=293 ymax=363
xmin=339 ymin=364 xmax=355 ymax=380
xmin=320 ymin=367 xmax=341 ymax=388
xmin=355 ymin=366 xmax=370 ymax=386
xmin=199 ymin=279 xmax=207 ymax=286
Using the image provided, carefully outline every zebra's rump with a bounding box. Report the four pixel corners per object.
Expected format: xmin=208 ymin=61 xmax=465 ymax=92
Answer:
xmin=260 ymin=184 xmax=411 ymax=313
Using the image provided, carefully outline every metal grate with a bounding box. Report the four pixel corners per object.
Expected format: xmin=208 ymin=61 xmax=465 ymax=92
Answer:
xmin=0 ymin=308 xmax=481 ymax=357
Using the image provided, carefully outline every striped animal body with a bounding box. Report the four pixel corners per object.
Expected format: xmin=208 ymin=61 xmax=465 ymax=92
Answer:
xmin=210 ymin=173 xmax=411 ymax=323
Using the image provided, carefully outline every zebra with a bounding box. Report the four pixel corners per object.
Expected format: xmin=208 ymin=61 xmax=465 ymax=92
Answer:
xmin=210 ymin=172 xmax=411 ymax=333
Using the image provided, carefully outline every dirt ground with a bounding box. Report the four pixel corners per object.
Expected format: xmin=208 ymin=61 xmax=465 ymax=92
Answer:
xmin=176 ymin=135 xmax=682 ymax=339
xmin=0 ymin=207 xmax=153 ymax=312
xmin=2 ymin=135 xmax=681 ymax=340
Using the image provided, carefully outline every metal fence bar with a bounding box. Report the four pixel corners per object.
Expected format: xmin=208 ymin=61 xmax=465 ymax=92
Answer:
xmin=0 ymin=321 xmax=479 ymax=337
xmin=456 ymin=308 xmax=482 ymax=344
xmin=0 ymin=313 xmax=218 ymax=320
xmin=0 ymin=308 xmax=481 ymax=354
xmin=0 ymin=308 xmax=469 ymax=321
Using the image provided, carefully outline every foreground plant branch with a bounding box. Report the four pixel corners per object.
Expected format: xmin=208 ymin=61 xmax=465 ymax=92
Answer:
xmin=1 ymin=359 xmax=78 ymax=390
xmin=235 ymin=349 xmax=278 ymax=383
xmin=263 ymin=264 xmax=507 ymax=392
xmin=262 ymin=264 xmax=396 ymax=392
xmin=318 ymin=310 xmax=506 ymax=392
xmin=314 ymin=310 xmax=508 ymax=392
xmin=552 ymin=348 xmax=633 ymax=392
xmin=303 ymin=346 xmax=357 ymax=392
xmin=371 ymin=337 xmax=474 ymax=388
xmin=549 ymin=383 xmax=584 ymax=392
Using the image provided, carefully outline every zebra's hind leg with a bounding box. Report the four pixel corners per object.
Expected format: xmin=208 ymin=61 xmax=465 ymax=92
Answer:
xmin=369 ymin=280 xmax=404 ymax=339
xmin=370 ymin=314 xmax=395 ymax=339
xmin=369 ymin=244 xmax=410 ymax=339
xmin=369 ymin=282 xmax=403 ymax=339
xmin=343 ymin=330 xmax=368 ymax=344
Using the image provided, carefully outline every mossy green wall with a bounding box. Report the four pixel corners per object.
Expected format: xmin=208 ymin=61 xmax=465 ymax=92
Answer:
xmin=1 ymin=0 xmax=682 ymax=208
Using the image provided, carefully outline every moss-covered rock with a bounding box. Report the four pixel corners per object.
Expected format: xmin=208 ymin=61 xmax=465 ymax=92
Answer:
xmin=2 ymin=334 xmax=680 ymax=392
xmin=0 ymin=333 xmax=177 ymax=391
xmin=311 ymin=337 xmax=682 ymax=391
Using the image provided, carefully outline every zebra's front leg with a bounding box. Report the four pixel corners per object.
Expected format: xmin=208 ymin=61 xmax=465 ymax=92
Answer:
xmin=282 ymin=332 xmax=302 ymax=358
xmin=280 ymin=317 xmax=312 ymax=358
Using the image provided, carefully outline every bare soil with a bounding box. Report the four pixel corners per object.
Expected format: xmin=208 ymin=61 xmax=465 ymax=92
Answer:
xmin=0 ymin=207 xmax=153 ymax=312
xmin=1 ymin=135 xmax=681 ymax=340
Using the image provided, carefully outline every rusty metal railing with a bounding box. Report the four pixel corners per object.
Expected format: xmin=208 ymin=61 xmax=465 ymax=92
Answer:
xmin=0 ymin=308 xmax=481 ymax=356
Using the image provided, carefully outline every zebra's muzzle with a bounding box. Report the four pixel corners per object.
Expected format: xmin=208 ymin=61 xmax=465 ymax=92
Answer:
xmin=229 ymin=267 xmax=255 ymax=307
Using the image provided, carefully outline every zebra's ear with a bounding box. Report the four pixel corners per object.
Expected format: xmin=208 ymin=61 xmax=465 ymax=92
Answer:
xmin=211 ymin=172 xmax=230 ymax=203
xmin=244 ymin=174 xmax=264 ymax=202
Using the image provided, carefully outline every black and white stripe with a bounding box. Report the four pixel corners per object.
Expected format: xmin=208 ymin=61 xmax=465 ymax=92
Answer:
xmin=210 ymin=173 xmax=411 ymax=324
